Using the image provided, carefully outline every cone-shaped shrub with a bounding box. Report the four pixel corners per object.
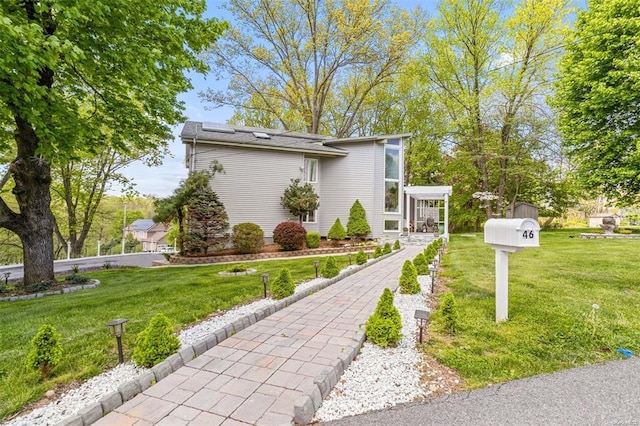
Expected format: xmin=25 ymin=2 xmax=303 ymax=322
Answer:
xmin=393 ymin=240 xmax=401 ymax=250
xmin=399 ymin=260 xmax=420 ymax=294
xmin=327 ymin=218 xmax=347 ymax=241
xmin=27 ymin=324 xmax=63 ymax=380
xmin=439 ymin=293 xmax=459 ymax=335
xmin=355 ymin=250 xmax=368 ymax=265
xmin=271 ymin=268 xmax=295 ymax=299
xmin=413 ymin=253 xmax=429 ymax=275
xmin=434 ymin=238 xmax=443 ymax=249
xmin=365 ymin=288 xmax=402 ymax=347
xmin=322 ymin=256 xmax=340 ymax=278
xmin=373 ymin=246 xmax=383 ymax=258
xmin=132 ymin=314 xmax=180 ymax=368
xmin=424 ymin=245 xmax=437 ymax=262
xmin=383 ymin=242 xmax=392 ymax=254
xmin=346 ymin=199 xmax=371 ymax=240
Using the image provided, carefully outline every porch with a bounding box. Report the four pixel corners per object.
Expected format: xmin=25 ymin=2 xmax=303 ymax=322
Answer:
xmin=404 ymin=185 xmax=452 ymax=240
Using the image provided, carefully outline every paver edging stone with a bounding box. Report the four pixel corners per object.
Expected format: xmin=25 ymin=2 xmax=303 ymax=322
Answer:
xmin=55 ymin=247 xmax=404 ymax=426
xmin=1 ymin=279 xmax=101 ymax=302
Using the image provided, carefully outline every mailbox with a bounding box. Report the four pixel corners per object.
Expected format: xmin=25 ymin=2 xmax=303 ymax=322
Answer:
xmin=484 ymin=218 xmax=540 ymax=250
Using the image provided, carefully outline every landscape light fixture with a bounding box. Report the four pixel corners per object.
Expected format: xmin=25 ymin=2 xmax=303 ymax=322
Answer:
xmin=429 ymin=265 xmax=437 ymax=294
xmin=313 ymin=260 xmax=320 ymax=278
xmin=3 ymin=272 xmax=10 ymax=285
xmin=414 ymin=309 xmax=430 ymax=344
xmin=347 ymin=253 xmax=352 ymax=265
xmin=261 ymin=273 xmax=270 ymax=298
xmin=106 ymin=318 xmax=128 ymax=364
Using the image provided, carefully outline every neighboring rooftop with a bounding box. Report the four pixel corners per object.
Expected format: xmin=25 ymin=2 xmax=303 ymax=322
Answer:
xmin=127 ymin=219 xmax=156 ymax=231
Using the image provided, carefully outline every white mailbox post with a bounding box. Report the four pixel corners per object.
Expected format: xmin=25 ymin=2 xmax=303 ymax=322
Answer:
xmin=484 ymin=218 xmax=540 ymax=322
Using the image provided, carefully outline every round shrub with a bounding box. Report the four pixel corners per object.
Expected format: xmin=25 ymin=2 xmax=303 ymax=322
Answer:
xmin=399 ymin=260 xmax=420 ymax=294
xmin=232 ymin=222 xmax=264 ymax=254
xmin=355 ymin=250 xmax=368 ymax=265
xmin=273 ymin=221 xmax=307 ymax=251
xmin=383 ymin=242 xmax=392 ymax=254
xmin=413 ymin=253 xmax=429 ymax=275
xmin=27 ymin=324 xmax=63 ymax=380
xmin=373 ymin=246 xmax=383 ymax=258
xmin=132 ymin=313 xmax=180 ymax=368
xmin=322 ymin=256 xmax=340 ymax=278
xmin=306 ymin=231 xmax=321 ymax=249
xmin=328 ymin=218 xmax=347 ymax=241
xmin=271 ymin=268 xmax=295 ymax=299
xmin=393 ymin=240 xmax=401 ymax=250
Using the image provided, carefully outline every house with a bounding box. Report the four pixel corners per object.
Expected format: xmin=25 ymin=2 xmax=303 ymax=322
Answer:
xmin=506 ymin=202 xmax=539 ymax=220
xmin=180 ymin=121 xmax=452 ymax=241
xmin=125 ymin=219 xmax=170 ymax=252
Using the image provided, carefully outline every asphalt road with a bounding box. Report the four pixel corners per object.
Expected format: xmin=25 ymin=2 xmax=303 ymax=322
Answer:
xmin=0 ymin=252 xmax=166 ymax=281
xmin=321 ymin=356 xmax=640 ymax=426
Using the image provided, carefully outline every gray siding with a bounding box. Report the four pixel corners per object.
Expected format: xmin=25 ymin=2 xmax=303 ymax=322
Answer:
xmin=194 ymin=144 xmax=306 ymax=238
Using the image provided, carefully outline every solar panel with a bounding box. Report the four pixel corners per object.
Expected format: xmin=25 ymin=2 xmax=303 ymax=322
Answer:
xmin=201 ymin=122 xmax=235 ymax=133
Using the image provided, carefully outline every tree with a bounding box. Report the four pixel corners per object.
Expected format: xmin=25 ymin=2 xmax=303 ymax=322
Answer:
xmin=346 ymin=199 xmax=371 ymax=240
xmin=203 ymin=0 xmax=422 ymax=136
xmin=554 ymin=0 xmax=640 ymax=205
xmin=183 ymin=186 xmax=229 ymax=256
xmin=280 ymin=178 xmax=319 ymax=223
xmin=0 ymin=1 xmax=227 ymax=284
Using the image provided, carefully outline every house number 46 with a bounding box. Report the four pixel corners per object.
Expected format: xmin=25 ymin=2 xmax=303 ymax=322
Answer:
xmin=522 ymin=230 xmax=534 ymax=239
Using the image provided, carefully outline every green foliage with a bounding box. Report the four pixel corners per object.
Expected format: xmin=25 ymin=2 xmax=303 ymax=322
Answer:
xmin=346 ymin=200 xmax=371 ymax=240
xmin=399 ymin=260 xmax=420 ymax=294
xmin=306 ymin=232 xmax=321 ymax=249
xmin=413 ymin=253 xmax=429 ymax=275
xmin=27 ymin=324 xmax=62 ymax=380
xmin=322 ymin=256 xmax=340 ymax=278
xmin=355 ymin=250 xmax=368 ymax=265
xmin=24 ymin=281 xmax=55 ymax=294
xmin=393 ymin=240 xmax=401 ymax=250
xmin=183 ymin=186 xmax=229 ymax=256
xmin=64 ymin=274 xmax=90 ymax=285
xmin=373 ymin=246 xmax=383 ymax=259
xmin=280 ymin=178 xmax=320 ymax=222
xmin=226 ymin=264 xmax=248 ymax=273
xmin=439 ymin=293 xmax=459 ymax=335
xmin=327 ymin=218 xmax=347 ymax=244
xmin=270 ymin=268 xmax=295 ymax=300
xmin=273 ymin=222 xmax=307 ymax=251
xmin=232 ymin=222 xmax=265 ymax=254
xmin=424 ymin=245 xmax=438 ymax=262
xmin=383 ymin=242 xmax=392 ymax=254
xmin=132 ymin=314 xmax=180 ymax=368
xmin=365 ymin=288 xmax=402 ymax=347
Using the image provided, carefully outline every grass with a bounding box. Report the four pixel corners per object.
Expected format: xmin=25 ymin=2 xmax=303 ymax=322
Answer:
xmin=0 ymin=255 xmax=351 ymax=420
xmin=426 ymin=229 xmax=640 ymax=389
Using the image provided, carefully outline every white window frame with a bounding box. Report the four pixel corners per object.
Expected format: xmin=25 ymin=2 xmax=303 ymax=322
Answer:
xmin=384 ymin=141 xmax=400 ymax=213
xmin=305 ymin=158 xmax=318 ymax=183
xmin=302 ymin=210 xmax=317 ymax=223
xmin=384 ymin=219 xmax=400 ymax=232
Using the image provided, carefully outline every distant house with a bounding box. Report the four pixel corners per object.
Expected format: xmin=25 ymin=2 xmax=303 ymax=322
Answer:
xmin=506 ymin=202 xmax=539 ymax=220
xmin=125 ymin=219 xmax=170 ymax=252
xmin=180 ymin=121 xmax=452 ymax=241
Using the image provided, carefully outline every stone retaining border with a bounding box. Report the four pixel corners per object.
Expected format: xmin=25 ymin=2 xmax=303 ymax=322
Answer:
xmin=0 ymin=280 xmax=100 ymax=302
xmin=54 ymin=248 xmax=403 ymax=426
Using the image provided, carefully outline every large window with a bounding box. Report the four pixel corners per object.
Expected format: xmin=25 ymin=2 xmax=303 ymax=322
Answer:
xmin=384 ymin=140 xmax=400 ymax=213
xmin=384 ymin=220 xmax=399 ymax=231
xmin=305 ymin=158 xmax=318 ymax=183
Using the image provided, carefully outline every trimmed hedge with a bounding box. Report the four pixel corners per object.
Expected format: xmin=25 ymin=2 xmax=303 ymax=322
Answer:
xmin=306 ymin=231 xmax=321 ymax=249
xmin=232 ymin=222 xmax=264 ymax=254
xmin=273 ymin=221 xmax=307 ymax=251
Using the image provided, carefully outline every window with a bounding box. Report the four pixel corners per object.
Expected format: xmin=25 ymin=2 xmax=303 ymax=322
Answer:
xmin=384 ymin=220 xmax=399 ymax=231
xmin=303 ymin=210 xmax=317 ymax=223
xmin=305 ymin=158 xmax=318 ymax=183
xmin=384 ymin=140 xmax=400 ymax=213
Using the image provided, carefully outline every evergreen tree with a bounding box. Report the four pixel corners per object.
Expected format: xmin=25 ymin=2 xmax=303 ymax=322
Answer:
xmin=346 ymin=200 xmax=371 ymax=240
xmin=183 ymin=186 xmax=229 ymax=255
xmin=327 ymin=218 xmax=347 ymax=242
xmin=399 ymin=260 xmax=420 ymax=294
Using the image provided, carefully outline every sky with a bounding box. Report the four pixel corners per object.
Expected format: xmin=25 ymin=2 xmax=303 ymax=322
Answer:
xmin=113 ymin=0 xmax=432 ymax=198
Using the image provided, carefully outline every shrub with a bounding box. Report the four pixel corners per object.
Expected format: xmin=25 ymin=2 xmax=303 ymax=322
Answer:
xmin=227 ymin=264 xmax=248 ymax=273
xmin=306 ymin=232 xmax=321 ymax=249
xmin=25 ymin=280 xmax=55 ymax=294
xmin=271 ymin=268 xmax=295 ymax=299
xmin=232 ymin=222 xmax=264 ymax=254
xmin=327 ymin=218 xmax=347 ymax=241
xmin=439 ymin=293 xmax=459 ymax=335
xmin=322 ymin=256 xmax=340 ymax=278
xmin=132 ymin=314 xmax=180 ymax=368
xmin=64 ymin=274 xmax=90 ymax=284
xmin=365 ymin=288 xmax=402 ymax=347
xmin=424 ymin=245 xmax=437 ymax=262
xmin=27 ymin=324 xmax=63 ymax=380
xmin=373 ymin=246 xmax=383 ymax=258
xmin=383 ymin=242 xmax=392 ymax=254
xmin=346 ymin=199 xmax=371 ymax=240
xmin=355 ymin=250 xmax=368 ymax=265
xmin=433 ymin=238 xmax=443 ymax=249
xmin=413 ymin=253 xmax=429 ymax=275
xmin=273 ymin=221 xmax=307 ymax=251
xmin=399 ymin=260 xmax=420 ymax=294
xmin=393 ymin=240 xmax=401 ymax=250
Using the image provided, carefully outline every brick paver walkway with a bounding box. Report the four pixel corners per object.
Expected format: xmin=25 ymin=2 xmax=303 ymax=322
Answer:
xmin=94 ymin=246 xmax=424 ymax=426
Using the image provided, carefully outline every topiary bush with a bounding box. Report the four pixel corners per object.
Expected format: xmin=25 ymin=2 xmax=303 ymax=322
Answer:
xmin=322 ymin=256 xmax=340 ymax=278
xmin=373 ymin=246 xmax=383 ymax=258
xmin=439 ymin=292 xmax=459 ymax=335
xmin=306 ymin=231 xmax=321 ymax=249
xmin=327 ymin=218 xmax=347 ymax=243
xmin=365 ymin=288 xmax=402 ymax=347
xmin=393 ymin=240 xmax=401 ymax=250
xmin=273 ymin=221 xmax=307 ymax=251
xmin=413 ymin=253 xmax=429 ymax=275
xmin=383 ymin=242 xmax=392 ymax=254
xmin=424 ymin=244 xmax=437 ymax=261
xmin=271 ymin=267 xmax=295 ymax=299
xmin=355 ymin=250 xmax=368 ymax=265
xmin=132 ymin=313 xmax=180 ymax=368
xmin=346 ymin=199 xmax=371 ymax=240
xmin=399 ymin=260 xmax=420 ymax=294
xmin=232 ymin=222 xmax=264 ymax=254
xmin=27 ymin=324 xmax=63 ymax=380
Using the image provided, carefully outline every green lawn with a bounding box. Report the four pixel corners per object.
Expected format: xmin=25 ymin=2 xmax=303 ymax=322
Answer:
xmin=426 ymin=230 xmax=640 ymax=389
xmin=0 ymin=256 xmax=350 ymax=420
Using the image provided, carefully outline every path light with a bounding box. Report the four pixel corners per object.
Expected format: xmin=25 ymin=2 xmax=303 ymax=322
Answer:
xmin=414 ymin=309 xmax=430 ymax=344
xmin=261 ymin=273 xmax=270 ymax=298
xmin=429 ymin=264 xmax=437 ymax=294
xmin=3 ymin=272 xmax=10 ymax=285
xmin=313 ymin=260 xmax=320 ymax=278
xmin=106 ymin=318 xmax=128 ymax=364
xmin=347 ymin=253 xmax=352 ymax=265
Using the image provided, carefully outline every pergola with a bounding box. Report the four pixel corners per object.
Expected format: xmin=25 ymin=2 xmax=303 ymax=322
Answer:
xmin=404 ymin=186 xmax=453 ymax=239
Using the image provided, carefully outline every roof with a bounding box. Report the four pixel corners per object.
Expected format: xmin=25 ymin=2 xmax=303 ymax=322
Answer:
xmin=128 ymin=219 xmax=156 ymax=231
xmin=404 ymin=186 xmax=453 ymax=200
xmin=506 ymin=202 xmax=539 ymax=210
xmin=181 ymin=121 xmax=348 ymax=157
